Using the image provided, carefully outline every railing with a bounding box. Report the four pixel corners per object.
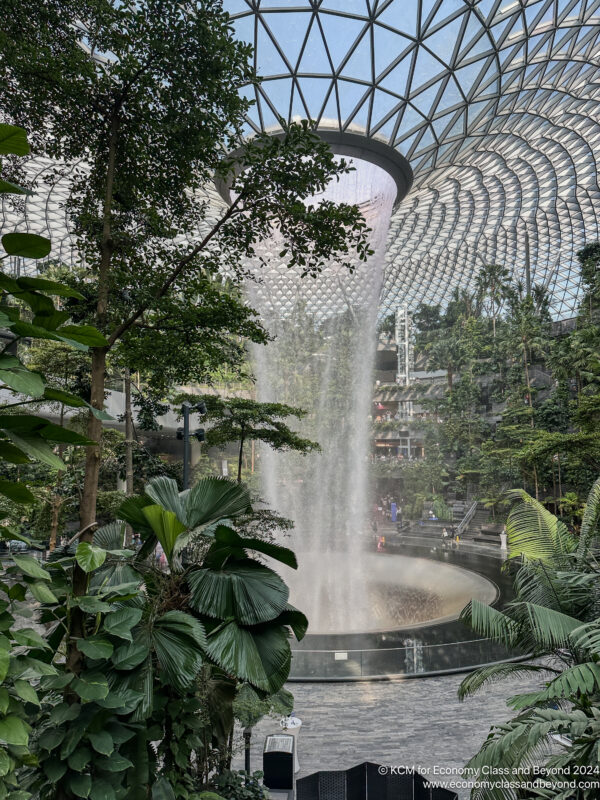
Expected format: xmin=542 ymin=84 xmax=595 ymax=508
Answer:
xmin=289 ymin=637 xmax=522 ymax=681
xmin=456 ymin=500 xmax=478 ymax=537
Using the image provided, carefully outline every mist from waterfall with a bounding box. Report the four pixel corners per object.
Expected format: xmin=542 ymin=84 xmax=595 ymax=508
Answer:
xmin=248 ymin=158 xmax=396 ymax=634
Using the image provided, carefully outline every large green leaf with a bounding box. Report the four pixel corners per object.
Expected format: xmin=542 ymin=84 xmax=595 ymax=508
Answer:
xmin=203 ymin=620 xmax=289 ymax=693
xmin=48 ymin=703 xmax=81 ymax=725
xmin=16 ymin=277 xmax=84 ymax=299
xmin=72 ymin=671 xmax=109 ymax=701
xmin=505 ymin=489 xmax=576 ymax=565
xmin=0 ymin=650 xmax=9 ymax=682
xmin=204 ymin=525 xmax=297 ymax=569
xmin=90 ymin=779 xmax=116 ymax=800
xmin=28 ymin=580 xmax=58 ymax=604
xmin=144 ymin=477 xmax=185 ymax=522
xmin=77 ymin=636 xmax=114 ymax=660
xmin=578 ymin=476 xmax=600 ymax=555
xmin=11 ymin=554 xmax=51 ymax=581
xmin=92 ymin=522 xmax=126 ymax=551
xmin=0 ymin=125 xmax=30 ymax=156
xmin=56 ymin=325 xmax=109 ymax=348
xmin=184 ymin=477 xmax=252 ymax=529
xmin=0 ymin=480 xmax=35 ymax=504
xmin=457 ymin=662 xmax=555 ymax=701
xmin=0 ymin=716 xmax=29 ymax=746
xmin=0 ymin=441 xmax=30 ymax=464
xmin=118 ymin=496 xmax=155 ymax=537
xmin=523 ymin=602 xmax=583 ymax=650
xmin=12 ymin=627 xmax=50 ymax=649
xmin=103 ymin=608 xmax=143 ymax=642
xmin=1 ymin=233 xmax=51 ymax=259
xmin=251 ymin=625 xmax=292 ymax=695
xmin=43 ymin=758 xmax=67 ymax=783
xmin=188 ymin=559 xmax=289 ymax=625
xmin=112 ymin=639 xmax=149 ymax=671
xmin=69 ymin=773 xmax=92 ymax=798
xmin=460 ymin=600 xmax=520 ymax=648
xmin=0 ymin=364 xmax=44 ymax=397
xmin=88 ymin=730 xmax=114 ymax=756
xmin=152 ymin=778 xmax=176 ymax=800
xmin=68 ymin=745 xmax=91 ymax=771
xmin=3 ymin=432 xmax=65 ymax=470
xmin=151 ymin=611 xmax=205 ymax=691
xmin=43 ymin=388 xmax=113 ymax=420
xmin=0 ymin=178 xmax=29 ymax=195
xmin=75 ymin=542 xmax=107 ymax=573
xmin=141 ymin=505 xmax=186 ymax=561
xmin=272 ymin=604 xmax=308 ymax=641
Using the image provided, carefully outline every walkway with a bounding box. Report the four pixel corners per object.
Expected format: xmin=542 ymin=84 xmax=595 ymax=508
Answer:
xmin=234 ymin=671 xmax=542 ymax=800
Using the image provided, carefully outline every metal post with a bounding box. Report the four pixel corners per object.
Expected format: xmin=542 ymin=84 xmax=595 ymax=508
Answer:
xmin=182 ymin=402 xmax=191 ymax=490
xmin=243 ymin=728 xmax=252 ymax=773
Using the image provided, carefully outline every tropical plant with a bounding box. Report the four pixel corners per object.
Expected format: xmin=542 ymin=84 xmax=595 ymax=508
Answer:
xmin=458 ymin=478 xmax=600 ymax=799
xmin=108 ymin=475 xmax=308 ymax=795
xmin=0 ymin=474 xmax=304 ymax=799
xmin=185 ymin=395 xmax=320 ymax=483
xmin=0 ymin=124 xmax=110 ymax=508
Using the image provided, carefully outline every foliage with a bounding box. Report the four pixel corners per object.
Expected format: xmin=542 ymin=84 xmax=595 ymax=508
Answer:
xmin=181 ymin=394 xmax=320 ymax=483
xmin=458 ymin=478 xmax=600 ymax=799
xmin=2 ymin=0 xmax=372 ymax=538
xmin=210 ymin=771 xmax=268 ymax=800
xmin=0 ymin=472 xmax=304 ymax=799
xmin=233 ymin=684 xmax=294 ymax=730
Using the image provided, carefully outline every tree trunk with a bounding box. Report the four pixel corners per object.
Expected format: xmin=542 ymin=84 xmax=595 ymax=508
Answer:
xmin=49 ymin=495 xmax=62 ymax=552
xmin=237 ymin=425 xmax=245 ymax=484
xmin=71 ymin=113 xmax=118 ymax=679
xmin=80 ymin=347 xmax=108 ymax=529
xmin=49 ymin=406 xmax=66 ymax=552
xmin=124 ymin=368 xmax=135 ymax=545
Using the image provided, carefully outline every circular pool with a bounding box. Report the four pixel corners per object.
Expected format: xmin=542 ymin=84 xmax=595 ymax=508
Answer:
xmin=286 ymin=540 xmax=521 ymax=680
xmin=287 ymin=551 xmax=498 ymax=636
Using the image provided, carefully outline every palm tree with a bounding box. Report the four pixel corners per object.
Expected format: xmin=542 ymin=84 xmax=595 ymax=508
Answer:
xmin=458 ymin=478 xmax=600 ymax=799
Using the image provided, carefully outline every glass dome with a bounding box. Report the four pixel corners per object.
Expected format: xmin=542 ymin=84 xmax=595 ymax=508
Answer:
xmin=224 ymin=0 xmax=600 ymax=318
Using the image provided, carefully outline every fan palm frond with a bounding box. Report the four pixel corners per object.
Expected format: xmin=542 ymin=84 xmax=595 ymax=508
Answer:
xmin=188 ymin=559 xmax=289 ymax=626
xmin=202 ymin=524 xmax=297 ymax=570
xmin=152 ymin=611 xmax=206 ymax=691
xmin=184 ymin=478 xmax=252 ymax=529
xmin=144 ymin=476 xmax=186 ymax=522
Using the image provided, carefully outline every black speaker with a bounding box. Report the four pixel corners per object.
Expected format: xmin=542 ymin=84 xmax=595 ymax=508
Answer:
xmin=263 ymin=734 xmax=294 ymax=791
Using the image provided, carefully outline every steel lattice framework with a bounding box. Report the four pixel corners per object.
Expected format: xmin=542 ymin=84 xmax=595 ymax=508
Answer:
xmin=226 ymin=0 xmax=600 ymax=318
xmin=2 ymin=0 xmax=599 ymax=318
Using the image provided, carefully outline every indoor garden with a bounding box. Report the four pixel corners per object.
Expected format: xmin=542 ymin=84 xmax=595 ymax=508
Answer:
xmin=0 ymin=1 xmax=599 ymax=799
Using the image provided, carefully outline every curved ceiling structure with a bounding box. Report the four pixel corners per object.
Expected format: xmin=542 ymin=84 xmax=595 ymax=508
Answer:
xmin=225 ymin=0 xmax=600 ymax=319
xmin=2 ymin=1 xmax=599 ymax=319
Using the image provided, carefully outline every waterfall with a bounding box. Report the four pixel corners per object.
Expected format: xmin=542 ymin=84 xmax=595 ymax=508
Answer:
xmin=248 ymin=158 xmax=397 ymax=634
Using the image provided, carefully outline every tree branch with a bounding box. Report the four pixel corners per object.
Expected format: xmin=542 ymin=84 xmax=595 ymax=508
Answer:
xmin=107 ymin=192 xmax=243 ymax=347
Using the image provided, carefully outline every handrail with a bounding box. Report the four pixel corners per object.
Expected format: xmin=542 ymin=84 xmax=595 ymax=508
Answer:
xmin=293 ymin=637 xmax=500 ymax=655
xmin=457 ymin=500 xmax=478 ymax=536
